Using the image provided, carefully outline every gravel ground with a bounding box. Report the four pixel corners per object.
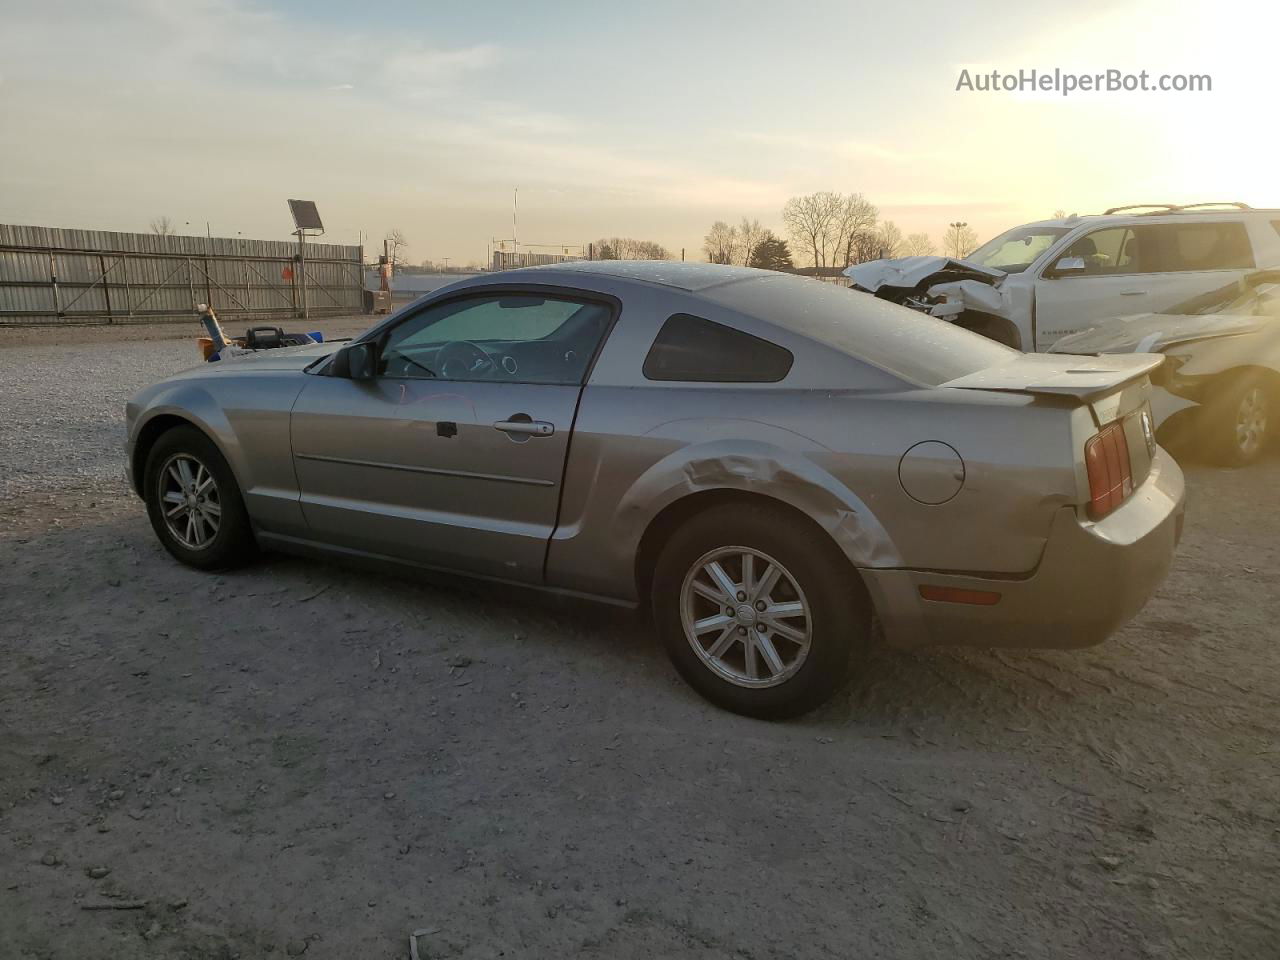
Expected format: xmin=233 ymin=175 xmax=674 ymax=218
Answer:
xmin=1 ymin=328 xmax=1278 ymax=960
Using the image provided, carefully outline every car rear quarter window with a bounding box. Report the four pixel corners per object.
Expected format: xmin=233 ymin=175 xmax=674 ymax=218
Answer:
xmin=706 ymin=274 xmax=1016 ymax=387
xmin=1141 ymin=221 xmax=1255 ymax=272
xmin=642 ymin=314 xmax=794 ymax=383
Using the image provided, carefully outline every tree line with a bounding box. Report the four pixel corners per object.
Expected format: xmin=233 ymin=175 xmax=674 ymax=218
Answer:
xmin=703 ymin=193 xmax=982 ymax=270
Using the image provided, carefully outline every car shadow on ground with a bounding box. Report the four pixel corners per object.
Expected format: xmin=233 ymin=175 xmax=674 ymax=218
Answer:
xmin=3 ymin=488 xmax=1242 ymax=751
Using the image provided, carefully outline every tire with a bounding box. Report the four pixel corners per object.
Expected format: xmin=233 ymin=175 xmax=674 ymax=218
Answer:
xmin=143 ymin=425 xmax=256 ymax=570
xmin=955 ymin=312 xmax=1022 ymax=350
xmin=651 ymin=502 xmax=868 ymax=719
xmin=1202 ymin=375 xmax=1273 ymax=468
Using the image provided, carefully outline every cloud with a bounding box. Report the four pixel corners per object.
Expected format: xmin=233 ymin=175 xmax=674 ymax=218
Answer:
xmin=378 ymin=44 xmax=502 ymax=96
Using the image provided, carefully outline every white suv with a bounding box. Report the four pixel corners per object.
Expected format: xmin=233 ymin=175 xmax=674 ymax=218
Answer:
xmin=846 ymin=203 xmax=1280 ymax=351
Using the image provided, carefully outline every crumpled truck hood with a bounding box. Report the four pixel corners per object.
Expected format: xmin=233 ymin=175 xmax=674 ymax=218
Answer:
xmin=1050 ymin=312 xmax=1268 ymax=355
xmin=843 ymin=256 xmax=1006 ymax=294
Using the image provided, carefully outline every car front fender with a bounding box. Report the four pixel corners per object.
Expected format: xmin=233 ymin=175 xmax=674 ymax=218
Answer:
xmin=127 ymin=374 xmax=308 ymax=536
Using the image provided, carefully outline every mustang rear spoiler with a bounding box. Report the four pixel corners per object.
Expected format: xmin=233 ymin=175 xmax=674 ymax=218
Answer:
xmin=941 ymin=353 xmax=1164 ymax=403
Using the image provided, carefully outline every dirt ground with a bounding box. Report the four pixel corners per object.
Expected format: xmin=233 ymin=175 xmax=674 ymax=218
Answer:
xmin=1 ymin=326 xmax=1278 ymax=959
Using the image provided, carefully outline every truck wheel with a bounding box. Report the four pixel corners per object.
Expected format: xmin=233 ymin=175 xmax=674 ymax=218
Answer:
xmin=1203 ymin=376 xmax=1273 ymax=467
xmin=651 ymin=502 xmax=867 ymax=719
xmin=955 ymin=312 xmax=1022 ymax=350
xmin=143 ymin=426 xmax=257 ymax=570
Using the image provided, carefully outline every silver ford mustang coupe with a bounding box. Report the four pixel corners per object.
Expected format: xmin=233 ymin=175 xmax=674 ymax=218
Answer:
xmin=125 ymin=261 xmax=1185 ymax=718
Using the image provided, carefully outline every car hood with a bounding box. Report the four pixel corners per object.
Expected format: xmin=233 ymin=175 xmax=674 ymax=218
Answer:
xmin=210 ymin=340 xmax=339 ymax=371
xmin=843 ymin=256 xmax=1006 ymax=294
xmin=1050 ymin=312 xmax=1268 ymax=355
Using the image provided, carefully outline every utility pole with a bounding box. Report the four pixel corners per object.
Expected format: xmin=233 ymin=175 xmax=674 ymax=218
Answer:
xmin=296 ymin=228 xmax=308 ymax=320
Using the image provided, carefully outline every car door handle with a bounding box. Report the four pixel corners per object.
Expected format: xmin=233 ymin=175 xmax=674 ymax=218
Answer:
xmin=1120 ymin=290 xmax=1148 ymax=296
xmin=494 ymin=418 xmax=555 ymax=437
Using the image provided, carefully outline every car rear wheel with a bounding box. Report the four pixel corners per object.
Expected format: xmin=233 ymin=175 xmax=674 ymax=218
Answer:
xmin=651 ymin=502 xmax=866 ymax=719
xmin=143 ymin=426 xmax=256 ymax=570
xmin=1204 ymin=376 xmax=1273 ymax=467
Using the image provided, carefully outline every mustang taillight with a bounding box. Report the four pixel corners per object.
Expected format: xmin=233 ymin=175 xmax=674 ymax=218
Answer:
xmin=1085 ymin=421 xmax=1133 ymax=520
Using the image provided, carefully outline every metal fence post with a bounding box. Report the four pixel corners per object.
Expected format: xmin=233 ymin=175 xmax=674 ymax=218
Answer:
xmin=99 ymin=253 xmax=112 ymax=322
xmin=297 ymin=230 xmax=308 ymax=320
xmin=49 ymin=251 xmax=60 ymax=318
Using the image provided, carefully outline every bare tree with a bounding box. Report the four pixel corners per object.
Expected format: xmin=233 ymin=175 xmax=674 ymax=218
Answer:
xmin=874 ymin=220 xmax=904 ymax=259
xmin=703 ymin=221 xmax=739 ymax=265
xmin=942 ymin=222 xmax=979 ymax=258
xmin=782 ymin=192 xmax=845 ymax=269
xmin=832 ymin=193 xmax=879 ymax=268
xmin=627 ymin=239 xmax=671 ymax=260
xmin=385 ymin=228 xmax=410 ymax=266
xmin=903 ymin=232 xmax=936 ymax=256
xmin=150 ymin=216 xmax=175 ymax=236
xmin=1052 ymin=208 xmax=1067 ymax=219
xmin=846 ymin=229 xmax=884 ymax=265
xmin=591 ymin=237 xmax=671 ymax=260
xmin=737 ymin=217 xmax=766 ymax=267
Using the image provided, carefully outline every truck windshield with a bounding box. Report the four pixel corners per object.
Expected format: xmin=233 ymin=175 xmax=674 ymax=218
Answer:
xmin=967 ymin=226 xmax=1070 ymax=274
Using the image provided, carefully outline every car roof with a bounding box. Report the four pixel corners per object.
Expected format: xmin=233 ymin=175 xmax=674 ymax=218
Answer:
xmin=495 ymin=259 xmax=768 ymax=292
xmin=1026 ymin=209 xmax=1280 ymax=231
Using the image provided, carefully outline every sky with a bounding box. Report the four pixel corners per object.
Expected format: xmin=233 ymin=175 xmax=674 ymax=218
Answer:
xmin=2 ymin=0 xmax=1277 ymax=265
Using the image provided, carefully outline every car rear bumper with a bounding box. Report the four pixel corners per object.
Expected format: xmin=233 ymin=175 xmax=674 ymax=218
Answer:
xmin=862 ymin=448 xmax=1185 ymax=650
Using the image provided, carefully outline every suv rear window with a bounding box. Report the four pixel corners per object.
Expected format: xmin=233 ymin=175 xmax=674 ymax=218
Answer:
xmin=1145 ymin=221 xmax=1254 ymax=271
xmin=706 ymin=274 xmax=1016 ymax=387
xmin=643 ymin=314 xmax=794 ymax=383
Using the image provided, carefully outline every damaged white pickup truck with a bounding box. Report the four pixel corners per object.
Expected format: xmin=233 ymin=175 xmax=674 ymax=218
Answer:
xmin=846 ymin=203 xmax=1280 ymax=352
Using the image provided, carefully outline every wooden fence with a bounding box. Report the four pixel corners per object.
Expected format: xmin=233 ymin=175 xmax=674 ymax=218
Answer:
xmin=0 ymin=223 xmax=364 ymax=326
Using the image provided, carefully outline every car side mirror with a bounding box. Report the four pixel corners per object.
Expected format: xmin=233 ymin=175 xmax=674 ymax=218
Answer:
xmin=1051 ymin=256 xmax=1086 ymax=275
xmin=335 ymin=341 xmax=378 ymax=380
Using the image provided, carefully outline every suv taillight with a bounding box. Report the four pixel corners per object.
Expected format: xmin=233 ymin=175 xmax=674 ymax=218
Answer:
xmin=1085 ymin=421 xmax=1133 ymax=520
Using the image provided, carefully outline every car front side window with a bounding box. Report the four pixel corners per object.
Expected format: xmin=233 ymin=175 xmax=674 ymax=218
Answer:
xmin=375 ymin=293 xmax=613 ymax=385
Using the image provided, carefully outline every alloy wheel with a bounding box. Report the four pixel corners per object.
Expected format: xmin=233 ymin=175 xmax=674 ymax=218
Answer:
xmin=679 ymin=546 xmax=812 ymax=688
xmin=1236 ymin=386 xmax=1268 ymax=459
xmin=158 ymin=453 xmax=221 ymax=550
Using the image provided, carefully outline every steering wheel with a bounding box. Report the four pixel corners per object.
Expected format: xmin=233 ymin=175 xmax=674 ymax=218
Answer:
xmin=437 ymin=340 xmax=494 ymax=380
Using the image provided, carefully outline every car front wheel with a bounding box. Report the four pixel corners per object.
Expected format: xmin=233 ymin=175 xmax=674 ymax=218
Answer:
xmin=652 ymin=502 xmax=867 ymax=719
xmin=143 ymin=425 xmax=256 ymax=570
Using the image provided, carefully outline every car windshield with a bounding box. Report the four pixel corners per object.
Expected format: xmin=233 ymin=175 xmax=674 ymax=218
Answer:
xmin=1161 ymin=276 xmax=1280 ymax=317
xmin=967 ymin=226 xmax=1070 ymax=273
xmin=709 ymin=274 xmax=1016 ymax=387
